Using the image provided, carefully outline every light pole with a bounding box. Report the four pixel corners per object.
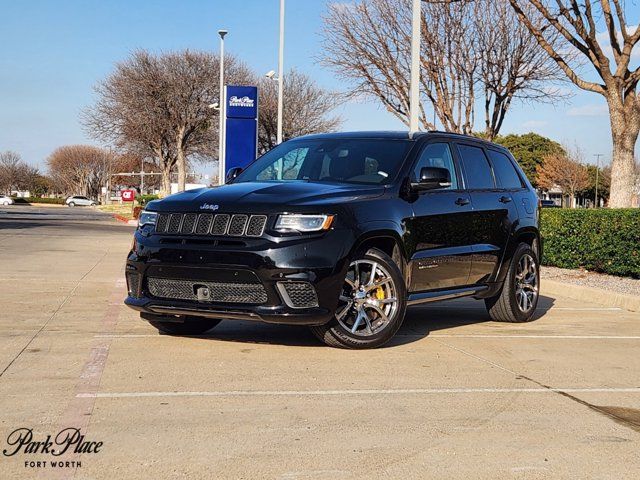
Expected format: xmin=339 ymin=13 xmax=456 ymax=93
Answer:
xmin=277 ymin=0 xmax=285 ymax=144
xmin=218 ymin=29 xmax=228 ymax=186
xmin=594 ymin=153 xmax=603 ymax=208
xmin=409 ymin=0 xmax=421 ymax=136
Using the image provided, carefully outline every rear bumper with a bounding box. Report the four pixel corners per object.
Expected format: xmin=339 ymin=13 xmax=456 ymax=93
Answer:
xmin=124 ymin=228 xmax=354 ymax=326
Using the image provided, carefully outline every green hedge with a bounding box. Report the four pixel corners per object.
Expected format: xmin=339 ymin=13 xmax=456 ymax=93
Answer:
xmin=136 ymin=194 xmax=159 ymax=206
xmin=541 ymin=209 xmax=640 ymax=278
xmin=11 ymin=197 xmax=66 ymax=205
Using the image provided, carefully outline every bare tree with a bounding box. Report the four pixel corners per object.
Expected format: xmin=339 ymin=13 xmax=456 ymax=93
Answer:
xmin=475 ymin=0 xmax=564 ymax=138
xmin=257 ymin=69 xmax=341 ymax=153
xmin=322 ymin=0 xmax=563 ymax=139
xmin=0 ymin=151 xmax=40 ymax=195
xmin=83 ymin=50 xmax=252 ymax=195
xmin=47 ymin=145 xmax=112 ymax=199
xmin=537 ymin=146 xmax=589 ymax=207
xmin=509 ymin=0 xmax=640 ymax=207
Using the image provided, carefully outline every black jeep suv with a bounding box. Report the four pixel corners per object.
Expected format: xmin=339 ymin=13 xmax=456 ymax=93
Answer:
xmin=125 ymin=131 xmax=541 ymax=349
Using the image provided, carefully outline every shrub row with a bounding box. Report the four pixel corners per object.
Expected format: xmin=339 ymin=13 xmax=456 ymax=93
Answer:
xmin=136 ymin=194 xmax=159 ymax=205
xmin=540 ymin=208 xmax=640 ymax=278
xmin=12 ymin=197 xmax=66 ymax=205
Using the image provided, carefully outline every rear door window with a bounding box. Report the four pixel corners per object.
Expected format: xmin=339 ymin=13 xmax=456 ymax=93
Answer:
xmin=456 ymin=144 xmax=495 ymax=190
xmin=487 ymin=150 xmax=524 ymax=189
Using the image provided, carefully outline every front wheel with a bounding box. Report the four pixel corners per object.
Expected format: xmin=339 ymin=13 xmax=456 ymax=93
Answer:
xmin=310 ymin=248 xmax=407 ymax=349
xmin=147 ymin=316 xmax=221 ymax=335
xmin=68 ymin=202 xmax=75 ymax=207
xmin=485 ymin=243 xmax=540 ymax=322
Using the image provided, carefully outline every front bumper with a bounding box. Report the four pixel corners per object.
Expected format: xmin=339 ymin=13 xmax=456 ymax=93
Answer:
xmin=124 ymin=228 xmax=353 ymax=326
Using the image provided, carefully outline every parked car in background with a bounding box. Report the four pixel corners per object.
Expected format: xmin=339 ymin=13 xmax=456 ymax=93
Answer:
xmin=66 ymin=196 xmax=97 ymax=207
xmin=126 ymin=131 xmax=541 ymax=349
xmin=0 ymin=195 xmax=14 ymax=206
xmin=540 ymin=199 xmax=560 ymax=208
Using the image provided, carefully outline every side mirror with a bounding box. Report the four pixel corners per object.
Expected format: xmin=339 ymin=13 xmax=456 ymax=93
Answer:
xmin=226 ymin=167 xmax=243 ymax=184
xmin=411 ymin=167 xmax=452 ymax=191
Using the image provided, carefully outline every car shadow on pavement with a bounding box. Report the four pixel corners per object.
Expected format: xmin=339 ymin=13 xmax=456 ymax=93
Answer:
xmin=171 ymin=295 xmax=556 ymax=348
xmin=388 ymin=294 xmax=556 ymax=347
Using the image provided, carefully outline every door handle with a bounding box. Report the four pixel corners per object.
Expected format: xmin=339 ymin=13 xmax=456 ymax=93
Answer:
xmin=499 ymin=196 xmax=512 ymax=204
xmin=455 ymin=197 xmax=470 ymax=206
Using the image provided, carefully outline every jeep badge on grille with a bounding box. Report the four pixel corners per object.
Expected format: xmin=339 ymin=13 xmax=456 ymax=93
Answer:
xmin=200 ymin=204 xmax=219 ymax=211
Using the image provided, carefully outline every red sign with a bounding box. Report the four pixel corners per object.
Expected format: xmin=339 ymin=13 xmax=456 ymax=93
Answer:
xmin=121 ymin=189 xmax=136 ymax=202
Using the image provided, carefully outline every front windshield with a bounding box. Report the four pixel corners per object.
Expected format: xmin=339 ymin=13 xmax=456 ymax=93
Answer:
xmin=235 ymin=138 xmax=412 ymax=185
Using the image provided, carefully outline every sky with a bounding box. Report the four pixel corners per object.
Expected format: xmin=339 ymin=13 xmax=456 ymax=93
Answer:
xmin=0 ymin=0 xmax=638 ymax=173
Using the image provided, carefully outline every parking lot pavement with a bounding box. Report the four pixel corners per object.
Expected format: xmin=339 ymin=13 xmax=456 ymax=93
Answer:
xmin=1 ymin=208 xmax=639 ymax=479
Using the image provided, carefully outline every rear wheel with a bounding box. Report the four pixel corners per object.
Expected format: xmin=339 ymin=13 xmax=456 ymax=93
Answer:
xmin=310 ymin=248 xmax=407 ymax=349
xmin=485 ymin=243 xmax=539 ymax=322
xmin=2 ymin=201 xmax=9 ymax=206
xmin=146 ymin=315 xmax=221 ymax=335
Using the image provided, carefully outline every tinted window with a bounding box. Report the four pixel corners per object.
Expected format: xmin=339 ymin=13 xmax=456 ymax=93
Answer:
xmin=256 ymin=147 xmax=309 ymax=181
xmin=457 ymin=144 xmax=495 ymax=189
xmin=413 ymin=143 xmax=458 ymax=190
xmin=237 ymin=139 xmax=412 ymax=185
xmin=488 ymin=150 xmax=523 ymax=189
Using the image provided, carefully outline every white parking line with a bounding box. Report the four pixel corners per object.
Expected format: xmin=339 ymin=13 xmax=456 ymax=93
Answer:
xmin=416 ymin=306 xmax=622 ymax=311
xmin=95 ymin=334 xmax=640 ymax=339
xmin=417 ymin=334 xmax=640 ymax=339
xmin=78 ymin=387 xmax=640 ymax=399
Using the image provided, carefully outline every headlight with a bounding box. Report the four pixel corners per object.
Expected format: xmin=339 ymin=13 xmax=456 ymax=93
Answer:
xmin=274 ymin=214 xmax=334 ymax=232
xmin=138 ymin=210 xmax=157 ymax=228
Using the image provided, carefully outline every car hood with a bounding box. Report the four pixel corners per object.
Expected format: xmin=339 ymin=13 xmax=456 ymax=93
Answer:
xmin=148 ymin=181 xmax=385 ymax=213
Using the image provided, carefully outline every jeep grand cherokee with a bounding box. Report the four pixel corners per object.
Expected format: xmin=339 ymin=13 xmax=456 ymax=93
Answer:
xmin=125 ymin=131 xmax=541 ymax=349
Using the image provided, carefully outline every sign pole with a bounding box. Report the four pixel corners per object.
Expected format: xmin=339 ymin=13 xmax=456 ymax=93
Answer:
xmin=277 ymin=0 xmax=285 ymax=144
xmin=218 ymin=29 xmax=228 ymax=186
xmin=409 ymin=0 xmax=421 ymax=136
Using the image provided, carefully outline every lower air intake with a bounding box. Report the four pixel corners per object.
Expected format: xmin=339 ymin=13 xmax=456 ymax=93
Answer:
xmin=126 ymin=272 xmax=141 ymax=298
xmin=147 ymin=277 xmax=267 ymax=304
xmin=277 ymin=281 xmax=319 ymax=309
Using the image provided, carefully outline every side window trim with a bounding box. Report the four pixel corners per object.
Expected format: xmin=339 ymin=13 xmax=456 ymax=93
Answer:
xmin=410 ymin=140 xmax=465 ymax=192
xmin=454 ymin=142 xmax=497 ymax=191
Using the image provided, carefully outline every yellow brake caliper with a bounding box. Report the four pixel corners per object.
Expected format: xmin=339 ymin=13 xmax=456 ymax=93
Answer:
xmin=374 ymin=286 xmax=385 ymax=300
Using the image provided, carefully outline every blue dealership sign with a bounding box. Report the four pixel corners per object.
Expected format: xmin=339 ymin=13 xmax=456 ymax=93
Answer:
xmin=224 ymin=85 xmax=258 ymax=174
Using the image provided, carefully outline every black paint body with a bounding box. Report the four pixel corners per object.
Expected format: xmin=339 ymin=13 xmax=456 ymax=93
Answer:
xmin=125 ymin=132 xmax=540 ymax=326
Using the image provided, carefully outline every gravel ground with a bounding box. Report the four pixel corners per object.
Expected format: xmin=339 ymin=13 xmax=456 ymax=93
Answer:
xmin=541 ymin=265 xmax=640 ymax=296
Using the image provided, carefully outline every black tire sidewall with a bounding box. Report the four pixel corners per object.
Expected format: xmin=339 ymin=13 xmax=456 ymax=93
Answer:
xmin=316 ymin=248 xmax=407 ymax=349
xmin=506 ymin=244 xmax=540 ymax=322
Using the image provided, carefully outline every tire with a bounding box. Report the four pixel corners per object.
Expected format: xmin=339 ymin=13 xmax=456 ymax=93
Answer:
xmin=147 ymin=316 xmax=221 ymax=335
xmin=310 ymin=248 xmax=407 ymax=349
xmin=2 ymin=201 xmax=8 ymax=206
xmin=68 ymin=202 xmax=75 ymax=207
xmin=485 ymin=242 xmax=540 ymax=322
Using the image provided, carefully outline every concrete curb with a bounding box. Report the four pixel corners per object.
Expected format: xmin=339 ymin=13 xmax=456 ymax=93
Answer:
xmin=542 ymin=278 xmax=640 ymax=312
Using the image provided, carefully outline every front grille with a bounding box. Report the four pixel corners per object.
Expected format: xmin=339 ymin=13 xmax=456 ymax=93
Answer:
xmin=147 ymin=277 xmax=268 ymax=304
xmin=228 ymin=214 xmax=248 ymax=236
xmin=211 ymin=214 xmax=230 ymax=235
xmin=246 ymin=215 xmax=267 ymax=236
xmin=181 ymin=213 xmax=197 ymax=234
xmin=167 ymin=213 xmax=182 ymax=233
xmin=126 ymin=272 xmax=141 ymax=298
xmin=195 ymin=214 xmax=213 ymax=234
xmin=155 ymin=212 xmax=267 ymax=238
xmin=277 ymin=281 xmax=319 ymax=309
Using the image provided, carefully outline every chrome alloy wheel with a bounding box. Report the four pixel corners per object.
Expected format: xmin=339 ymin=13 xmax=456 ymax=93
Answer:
xmin=336 ymin=259 xmax=399 ymax=337
xmin=515 ymin=253 xmax=538 ymax=313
